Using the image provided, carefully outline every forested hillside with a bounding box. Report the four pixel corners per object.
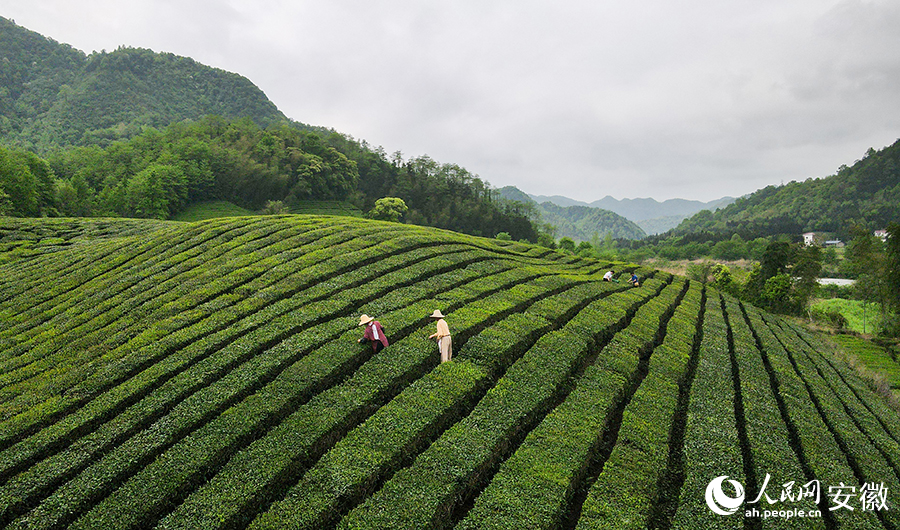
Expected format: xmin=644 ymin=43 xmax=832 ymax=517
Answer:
xmin=0 ymin=17 xmax=286 ymax=150
xmin=674 ymin=140 xmax=900 ymax=239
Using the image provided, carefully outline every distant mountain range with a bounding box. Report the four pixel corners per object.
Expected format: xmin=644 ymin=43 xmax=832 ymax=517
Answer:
xmin=529 ymin=193 xmax=734 ymax=234
xmin=497 ymin=187 xmax=645 ymax=241
xmin=498 ymin=186 xmax=733 ymax=238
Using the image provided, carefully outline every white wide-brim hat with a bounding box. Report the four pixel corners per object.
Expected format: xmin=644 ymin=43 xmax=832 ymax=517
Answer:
xmin=358 ymin=314 xmax=374 ymax=326
xmin=429 ymin=310 xmax=445 ymax=319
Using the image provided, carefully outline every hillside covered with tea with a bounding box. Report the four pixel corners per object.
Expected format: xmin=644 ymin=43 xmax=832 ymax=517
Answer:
xmin=0 ymin=215 xmax=897 ymax=529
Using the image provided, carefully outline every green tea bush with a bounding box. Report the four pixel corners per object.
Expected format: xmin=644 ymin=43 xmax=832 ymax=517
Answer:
xmin=722 ymin=296 xmax=820 ymax=529
xmin=3 ymin=216 xmax=896 ymax=529
xmin=672 ymin=290 xmax=744 ymax=530
xmin=333 ymin=280 xmax=673 ymax=529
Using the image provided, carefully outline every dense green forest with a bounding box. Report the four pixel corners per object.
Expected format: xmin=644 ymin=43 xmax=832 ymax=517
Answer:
xmin=672 ymin=140 xmax=900 ymax=240
xmin=0 ymin=17 xmax=537 ymax=241
xmin=47 ymin=117 xmax=357 ymax=218
xmin=0 ymin=117 xmax=537 ymax=240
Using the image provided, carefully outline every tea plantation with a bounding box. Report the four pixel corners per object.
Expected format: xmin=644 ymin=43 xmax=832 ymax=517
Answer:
xmin=0 ymin=215 xmax=898 ymax=529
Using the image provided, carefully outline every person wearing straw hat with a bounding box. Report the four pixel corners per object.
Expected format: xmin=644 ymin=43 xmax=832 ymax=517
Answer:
xmin=358 ymin=314 xmax=389 ymax=353
xmin=427 ymin=310 xmax=452 ymax=363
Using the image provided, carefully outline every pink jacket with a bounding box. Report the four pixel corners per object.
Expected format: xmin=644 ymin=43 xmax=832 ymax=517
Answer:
xmin=363 ymin=321 xmax=389 ymax=349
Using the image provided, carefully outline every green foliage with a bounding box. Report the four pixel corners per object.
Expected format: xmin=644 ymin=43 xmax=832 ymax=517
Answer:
xmin=886 ymin=224 xmax=900 ymax=314
xmin=672 ymin=292 xmax=744 ymax=530
xmin=756 ymin=312 xmax=900 ymax=528
xmin=741 ymin=241 xmax=823 ymax=315
xmin=842 ymin=224 xmax=897 ymax=336
xmin=723 ymin=297 xmax=824 ymax=528
xmin=573 ymin=282 xmax=700 ymax=529
xmin=492 ymin=188 xmax=648 ymax=242
xmin=761 ymin=272 xmax=793 ymax=312
xmin=809 ymin=304 xmax=850 ymax=331
xmin=558 ymin=236 xmax=576 ymax=254
xmin=0 ymin=146 xmax=57 ymax=216
xmin=366 ymin=197 xmax=407 ymax=222
xmin=685 ymin=260 xmax=713 ymax=284
xmin=634 ymin=142 xmax=900 ymax=263
xmin=494 ymin=231 xmax=511 ymax=241
xmin=710 ymin=234 xmax=746 ymax=261
xmin=710 ymin=263 xmax=740 ymax=297
xmin=537 ymin=232 xmax=557 ymax=249
xmin=792 ymin=245 xmax=823 ymax=307
xmin=43 ymin=116 xmax=358 ymax=218
xmin=336 ymin=147 xmax=539 ymax=241
xmin=844 ymin=225 xmax=882 ymax=277
xmin=289 ymin=200 xmax=363 ymax=217
xmin=811 ymin=298 xmax=882 ymax=334
xmin=576 ymin=240 xmax=593 ymax=256
xmin=339 ymin=280 xmax=670 ymax=530
xmin=0 ymin=18 xmax=540 ymax=242
xmin=260 ymin=200 xmax=288 ymax=215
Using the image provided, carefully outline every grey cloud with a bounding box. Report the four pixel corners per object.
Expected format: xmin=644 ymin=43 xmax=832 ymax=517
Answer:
xmin=4 ymin=0 xmax=900 ymax=202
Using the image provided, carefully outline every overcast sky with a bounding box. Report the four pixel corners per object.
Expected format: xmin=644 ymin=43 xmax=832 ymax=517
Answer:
xmin=4 ymin=1 xmax=900 ymax=202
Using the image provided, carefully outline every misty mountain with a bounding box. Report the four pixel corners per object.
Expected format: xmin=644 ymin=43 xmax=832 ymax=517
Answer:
xmin=530 ymin=192 xmax=734 ymax=234
xmin=591 ymin=195 xmax=734 ymax=221
xmin=497 ymin=186 xmax=645 ymax=241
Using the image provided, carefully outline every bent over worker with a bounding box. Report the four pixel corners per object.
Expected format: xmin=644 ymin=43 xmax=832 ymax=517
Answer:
xmin=427 ymin=310 xmax=452 ymax=363
xmin=358 ymin=314 xmax=389 ymax=353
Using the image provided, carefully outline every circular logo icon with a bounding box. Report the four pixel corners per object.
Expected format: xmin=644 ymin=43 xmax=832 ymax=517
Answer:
xmin=705 ymin=475 xmax=745 ymax=515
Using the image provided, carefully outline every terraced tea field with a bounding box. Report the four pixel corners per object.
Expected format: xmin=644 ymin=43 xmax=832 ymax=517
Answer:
xmin=0 ymin=215 xmax=898 ymax=529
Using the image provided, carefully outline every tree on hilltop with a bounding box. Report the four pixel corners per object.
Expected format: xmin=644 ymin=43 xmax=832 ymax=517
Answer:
xmin=367 ymin=197 xmax=408 ymax=223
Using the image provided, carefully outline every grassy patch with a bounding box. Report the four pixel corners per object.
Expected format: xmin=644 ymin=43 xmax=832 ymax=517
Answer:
xmin=831 ymin=334 xmax=900 ymax=392
xmin=810 ymin=298 xmax=883 ymax=334
xmin=172 ymin=201 xmax=256 ymax=221
xmin=290 ymin=201 xmax=364 ymax=217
